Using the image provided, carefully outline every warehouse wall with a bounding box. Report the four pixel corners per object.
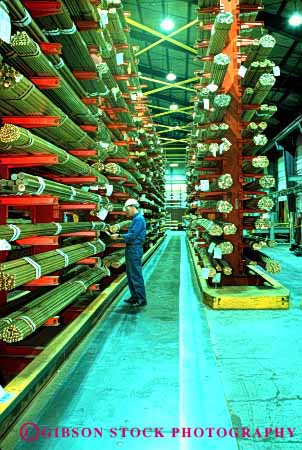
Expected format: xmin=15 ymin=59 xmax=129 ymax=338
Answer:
xmin=165 ymin=164 xmax=187 ymax=208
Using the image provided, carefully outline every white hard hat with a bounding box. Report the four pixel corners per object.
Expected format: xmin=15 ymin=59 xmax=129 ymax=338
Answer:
xmin=123 ymin=198 xmax=139 ymax=211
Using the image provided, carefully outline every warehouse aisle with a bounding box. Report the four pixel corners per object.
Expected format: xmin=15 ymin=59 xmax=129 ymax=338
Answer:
xmin=2 ymin=232 xmax=236 ymax=450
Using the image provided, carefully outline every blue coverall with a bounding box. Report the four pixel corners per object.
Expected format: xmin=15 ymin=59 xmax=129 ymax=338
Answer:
xmin=121 ymin=212 xmax=147 ymax=303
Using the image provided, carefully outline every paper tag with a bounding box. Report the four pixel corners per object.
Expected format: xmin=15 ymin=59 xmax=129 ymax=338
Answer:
xmin=214 ymin=247 xmax=222 ymax=259
xmin=273 ymin=66 xmax=280 ymax=76
xmin=212 ymin=273 xmax=222 ymax=283
xmin=203 ymin=98 xmax=210 ymax=110
xmin=90 ymin=185 xmax=99 ymax=191
xmin=116 ymin=52 xmax=124 ymax=65
xmin=199 ymin=179 xmax=210 ymax=191
xmin=201 ymin=268 xmax=209 ymax=279
xmin=0 ymin=239 xmax=11 ymax=250
xmin=97 ymin=207 xmax=108 ymax=221
xmin=0 ymin=5 xmax=11 ymax=43
xmin=208 ymin=242 xmax=216 ymax=254
xmin=99 ymin=10 xmax=108 ymax=27
xmin=105 ymin=184 xmax=113 ymax=196
xmin=238 ymin=65 xmax=247 ymax=78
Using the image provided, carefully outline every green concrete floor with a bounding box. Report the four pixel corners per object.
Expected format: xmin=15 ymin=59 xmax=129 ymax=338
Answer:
xmin=1 ymin=234 xmax=302 ymax=450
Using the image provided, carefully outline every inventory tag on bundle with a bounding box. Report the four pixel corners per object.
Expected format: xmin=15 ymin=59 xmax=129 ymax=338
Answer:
xmin=99 ymin=10 xmax=108 ymax=27
xmin=208 ymin=242 xmax=216 ymax=254
xmin=116 ymin=53 xmax=124 ymax=65
xmin=212 ymin=273 xmax=222 ymax=283
xmin=203 ymin=98 xmax=210 ymax=110
xmin=90 ymin=185 xmax=99 ymax=191
xmin=239 ymin=65 xmax=247 ymax=78
xmin=0 ymin=4 xmax=11 ymax=43
xmin=273 ymin=66 xmax=280 ymax=76
xmin=201 ymin=268 xmax=209 ymax=279
xmin=97 ymin=208 xmax=109 ymax=221
xmin=0 ymin=239 xmax=11 ymax=251
xmin=105 ymin=184 xmax=113 ymax=196
xmin=199 ymin=179 xmax=210 ymax=191
xmin=214 ymin=247 xmax=222 ymax=259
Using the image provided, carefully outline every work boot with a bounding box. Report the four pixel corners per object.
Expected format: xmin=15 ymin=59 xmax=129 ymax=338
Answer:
xmin=124 ymin=297 xmax=137 ymax=304
xmin=131 ymin=301 xmax=147 ymax=307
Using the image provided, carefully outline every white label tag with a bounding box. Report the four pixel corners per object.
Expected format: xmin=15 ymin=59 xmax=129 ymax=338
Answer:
xmin=0 ymin=6 xmax=11 ymax=43
xmin=239 ymin=65 xmax=247 ymax=78
xmin=105 ymin=184 xmax=113 ymax=196
xmin=0 ymin=384 xmax=14 ymax=403
xmin=199 ymin=180 xmax=210 ymax=191
xmin=212 ymin=273 xmax=222 ymax=283
xmin=208 ymin=242 xmax=216 ymax=254
xmin=203 ymin=98 xmax=210 ymax=110
xmin=201 ymin=268 xmax=209 ymax=279
xmin=214 ymin=247 xmax=222 ymax=259
xmin=90 ymin=185 xmax=99 ymax=191
xmin=116 ymin=52 xmax=124 ymax=65
xmin=273 ymin=66 xmax=280 ymax=76
xmin=99 ymin=10 xmax=108 ymax=26
xmin=0 ymin=239 xmax=11 ymax=250
xmin=97 ymin=207 xmax=108 ymax=221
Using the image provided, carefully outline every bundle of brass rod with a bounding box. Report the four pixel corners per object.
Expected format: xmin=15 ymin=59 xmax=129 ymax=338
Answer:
xmin=0 ymin=125 xmax=109 ymax=184
xmin=216 ymin=222 xmax=237 ymax=235
xmin=209 ymin=94 xmax=232 ymax=122
xmin=243 ymin=217 xmax=272 ymax=229
xmin=243 ymin=248 xmax=281 ymax=274
xmin=0 ymin=240 xmax=106 ymax=291
xmin=0 ymin=221 xmax=108 ymax=242
xmin=241 ymin=122 xmax=267 ymax=138
xmin=109 ymin=220 xmax=132 ymax=233
xmin=255 ymin=104 xmax=278 ymax=121
xmin=4 ymin=0 xmax=47 ymax=42
xmin=36 ymin=2 xmax=95 ymax=72
xmin=244 ymin=35 xmax=276 ymax=66
xmin=243 ymin=133 xmax=268 ymax=155
xmin=195 ymin=247 xmax=217 ymax=278
xmin=209 ymin=53 xmax=230 ymax=87
xmin=191 ymin=218 xmax=223 ymax=236
xmin=1 ymin=267 xmax=110 ymax=343
xmin=105 ymin=163 xmax=142 ymax=191
xmin=244 ymin=196 xmax=274 ymax=211
xmin=215 ymin=241 xmax=234 ymax=255
xmin=241 ymin=74 xmax=276 ymax=121
xmin=240 ymin=26 xmax=265 ymax=40
xmin=103 ymin=250 xmax=125 ymax=269
xmin=198 ymin=0 xmax=220 ymax=8
xmin=197 ymin=200 xmax=233 ymax=213
xmin=64 ymin=0 xmax=99 ymax=21
xmin=8 ymin=173 xmax=110 ymax=207
xmin=243 ymin=156 xmax=269 ymax=172
xmin=239 ymin=11 xmax=259 ymax=22
xmin=0 ymin=63 xmax=95 ymax=150
xmin=206 ymin=12 xmax=233 ymax=56
xmin=242 ymin=59 xmax=275 ymax=87
xmin=244 ymin=175 xmax=276 ymax=190
xmin=8 ymin=31 xmax=97 ymax=125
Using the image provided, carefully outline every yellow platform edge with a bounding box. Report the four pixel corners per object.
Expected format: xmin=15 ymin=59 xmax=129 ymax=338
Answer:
xmin=188 ymin=240 xmax=290 ymax=310
xmin=0 ymin=236 xmax=165 ymax=438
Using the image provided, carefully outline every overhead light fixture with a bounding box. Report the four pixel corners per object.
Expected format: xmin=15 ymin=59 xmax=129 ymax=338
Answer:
xmin=170 ymin=103 xmax=179 ymax=111
xmin=169 ymin=163 xmax=179 ymax=167
xmin=289 ymin=12 xmax=302 ymax=26
xmin=161 ymin=18 xmax=175 ymax=31
xmin=166 ymin=72 xmax=177 ymax=82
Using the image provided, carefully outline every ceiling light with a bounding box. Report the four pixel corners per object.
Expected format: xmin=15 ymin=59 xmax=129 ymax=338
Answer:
xmin=161 ymin=18 xmax=175 ymax=31
xmin=169 ymin=163 xmax=179 ymax=167
xmin=170 ymin=103 xmax=178 ymax=111
xmin=289 ymin=13 xmax=302 ymax=26
xmin=166 ymin=72 xmax=177 ymax=82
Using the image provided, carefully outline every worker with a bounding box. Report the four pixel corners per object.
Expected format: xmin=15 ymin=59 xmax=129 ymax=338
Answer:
xmin=111 ymin=198 xmax=147 ymax=307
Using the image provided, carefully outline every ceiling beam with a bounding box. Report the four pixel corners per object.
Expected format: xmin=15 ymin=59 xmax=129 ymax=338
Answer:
xmin=258 ymin=11 xmax=302 ymax=40
xmin=144 ymin=77 xmax=198 ymax=95
xmin=136 ymin=19 xmax=198 ymax=56
xmin=152 ymin=106 xmax=193 ymax=118
xmin=140 ymin=75 xmax=195 ymax=93
xmin=126 ymin=17 xmax=198 ymax=55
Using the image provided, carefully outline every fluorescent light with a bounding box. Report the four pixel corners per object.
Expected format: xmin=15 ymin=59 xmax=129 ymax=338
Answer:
xmin=289 ymin=13 xmax=302 ymax=26
xmin=166 ymin=72 xmax=177 ymax=82
xmin=161 ymin=18 xmax=174 ymax=31
xmin=169 ymin=163 xmax=179 ymax=167
xmin=169 ymin=103 xmax=178 ymax=111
